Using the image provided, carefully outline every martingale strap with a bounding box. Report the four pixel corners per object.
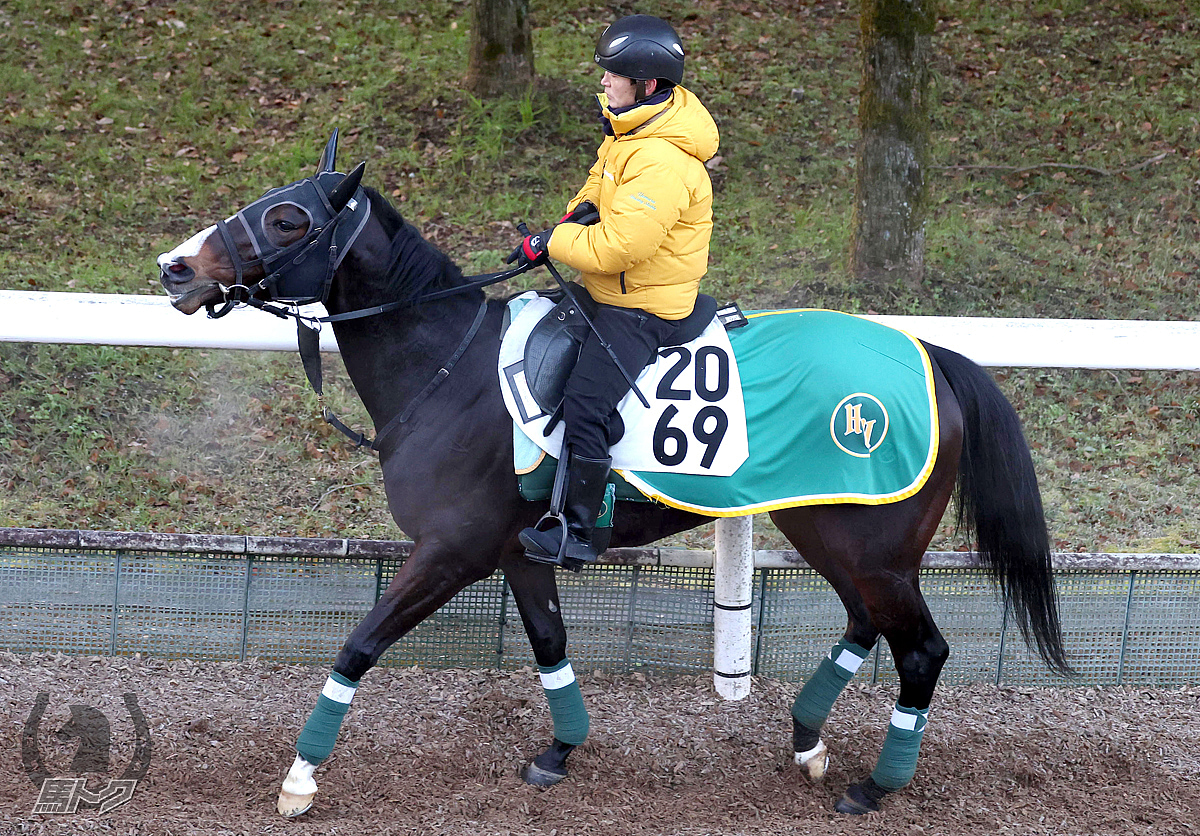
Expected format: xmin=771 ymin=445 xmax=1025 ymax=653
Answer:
xmin=297 ymin=299 xmax=490 ymax=452
xmin=373 ymin=299 xmax=489 ymax=449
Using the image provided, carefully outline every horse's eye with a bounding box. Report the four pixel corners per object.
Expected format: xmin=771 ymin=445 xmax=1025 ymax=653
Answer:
xmin=275 ymin=220 xmax=298 ymax=232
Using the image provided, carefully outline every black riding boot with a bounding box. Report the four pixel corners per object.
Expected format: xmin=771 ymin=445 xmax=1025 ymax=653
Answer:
xmin=520 ymin=453 xmax=611 ymax=567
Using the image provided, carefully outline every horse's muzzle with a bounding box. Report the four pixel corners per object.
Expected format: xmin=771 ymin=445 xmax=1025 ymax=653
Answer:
xmin=163 ymin=280 xmax=224 ymax=315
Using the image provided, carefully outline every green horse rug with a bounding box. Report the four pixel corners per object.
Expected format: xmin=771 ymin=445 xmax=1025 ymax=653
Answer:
xmin=499 ymin=294 xmax=939 ymax=516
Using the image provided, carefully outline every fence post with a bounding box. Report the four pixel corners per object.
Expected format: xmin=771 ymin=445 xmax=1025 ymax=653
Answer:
xmin=496 ymin=575 xmax=510 ymax=669
xmin=110 ymin=550 xmax=123 ymax=656
xmin=995 ymin=601 xmax=1009 ymax=686
xmin=713 ymin=515 xmax=754 ymax=700
xmin=240 ymin=556 xmax=253 ymax=661
xmin=625 ymin=566 xmax=641 ymax=669
xmin=752 ymin=569 xmax=769 ymax=677
xmin=1117 ymin=571 xmax=1137 ymax=685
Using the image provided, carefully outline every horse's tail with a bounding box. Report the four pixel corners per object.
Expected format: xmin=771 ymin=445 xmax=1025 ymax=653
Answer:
xmin=923 ymin=342 xmax=1073 ymax=675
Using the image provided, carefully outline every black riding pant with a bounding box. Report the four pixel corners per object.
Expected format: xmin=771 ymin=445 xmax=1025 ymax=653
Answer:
xmin=563 ymin=304 xmax=679 ymax=460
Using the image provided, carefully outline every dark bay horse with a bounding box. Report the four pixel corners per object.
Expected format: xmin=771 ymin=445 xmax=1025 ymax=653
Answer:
xmin=157 ymin=133 xmax=1070 ymax=818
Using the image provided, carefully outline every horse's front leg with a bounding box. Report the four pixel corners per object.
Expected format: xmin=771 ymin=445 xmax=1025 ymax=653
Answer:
xmin=277 ymin=539 xmax=496 ymax=817
xmin=499 ymin=553 xmax=588 ymax=787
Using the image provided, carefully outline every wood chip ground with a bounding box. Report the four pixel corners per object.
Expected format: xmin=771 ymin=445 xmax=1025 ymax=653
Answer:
xmin=1 ymin=654 xmax=1196 ymax=835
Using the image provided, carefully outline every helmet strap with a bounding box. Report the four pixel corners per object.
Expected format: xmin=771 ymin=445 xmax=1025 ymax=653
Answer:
xmin=634 ymin=79 xmax=650 ymax=102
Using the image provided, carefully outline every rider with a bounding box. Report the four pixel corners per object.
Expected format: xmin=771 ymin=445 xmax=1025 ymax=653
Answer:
xmin=508 ymin=14 xmax=720 ymax=567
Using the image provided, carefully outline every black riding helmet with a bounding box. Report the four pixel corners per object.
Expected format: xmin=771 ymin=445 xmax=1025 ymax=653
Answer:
xmin=594 ymin=15 xmax=685 ymax=87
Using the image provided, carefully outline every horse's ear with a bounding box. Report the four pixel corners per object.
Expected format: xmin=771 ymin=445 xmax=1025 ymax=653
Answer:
xmin=317 ymin=129 xmax=340 ymax=174
xmin=327 ymin=162 xmax=365 ymax=211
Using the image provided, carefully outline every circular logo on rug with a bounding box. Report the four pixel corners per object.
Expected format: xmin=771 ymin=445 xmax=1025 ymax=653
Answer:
xmin=830 ymin=393 xmax=889 ymax=458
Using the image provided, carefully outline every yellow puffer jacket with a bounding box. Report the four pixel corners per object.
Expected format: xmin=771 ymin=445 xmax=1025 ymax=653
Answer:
xmin=547 ymin=86 xmax=720 ymax=320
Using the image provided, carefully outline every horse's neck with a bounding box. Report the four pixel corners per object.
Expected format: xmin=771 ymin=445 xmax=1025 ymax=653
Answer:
xmin=322 ymin=208 xmax=489 ymax=436
xmin=327 ymin=285 xmax=487 ymax=437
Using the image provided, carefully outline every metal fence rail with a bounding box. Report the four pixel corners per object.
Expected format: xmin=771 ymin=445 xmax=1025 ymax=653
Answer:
xmin=1 ymin=528 xmax=1197 ymax=686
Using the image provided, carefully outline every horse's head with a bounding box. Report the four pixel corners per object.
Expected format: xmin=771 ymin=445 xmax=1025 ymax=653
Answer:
xmin=158 ymin=130 xmax=370 ymax=315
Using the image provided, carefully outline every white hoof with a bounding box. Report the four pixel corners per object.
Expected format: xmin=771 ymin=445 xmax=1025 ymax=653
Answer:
xmin=278 ymin=754 xmax=318 ymax=817
xmin=794 ymin=739 xmax=829 ymax=782
xmin=277 ymin=789 xmax=316 ymax=817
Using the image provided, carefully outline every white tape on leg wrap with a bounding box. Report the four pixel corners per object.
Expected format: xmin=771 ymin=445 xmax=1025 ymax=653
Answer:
xmin=321 ymin=676 xmax=357 ymax=704
xmin=890 ymin=707 xmax=929 ymax=732
xmin=539 ymin=662 xmax=576 ymax=691
xmin=832 ymin=648 xmax=866 ymax=674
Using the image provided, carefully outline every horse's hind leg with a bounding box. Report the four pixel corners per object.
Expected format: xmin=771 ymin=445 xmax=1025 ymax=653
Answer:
xmin=770 ymin=507 xmax=882 ymax=783
xmin=834 ymin=572 xmax=948 ymax=814
xmin=499 ymin=553 xmax=587 ymax=787
xmin=772 ymin=502 xmax=952 ymax=813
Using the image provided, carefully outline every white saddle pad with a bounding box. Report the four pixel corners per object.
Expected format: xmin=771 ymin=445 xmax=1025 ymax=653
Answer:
xmin=499 ymin=293 xmax=748 ymax=477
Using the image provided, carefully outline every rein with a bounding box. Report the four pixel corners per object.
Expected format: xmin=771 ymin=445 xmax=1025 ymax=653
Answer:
xmin=205 ymin=256 xmax=532 ymax=322
xmin=220 ymin=260 xmax=530 ymax=453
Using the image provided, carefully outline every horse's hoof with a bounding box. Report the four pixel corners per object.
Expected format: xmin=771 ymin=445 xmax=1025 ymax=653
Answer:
xmin=793 ymin=739 xmax=829 ymax=782
xmin=521 ymin=760 xmax=568 ymax=788
xmin=833 ymin=778 xmax=890 ymax=815
xmin=278 ymin=754 xmax=318 ymax=817
xmin=277 ymin=789 xmax=316 ymax=817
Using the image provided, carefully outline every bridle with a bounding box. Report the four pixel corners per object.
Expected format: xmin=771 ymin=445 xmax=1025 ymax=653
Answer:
xmin=204 ymin=167 xmax=536 ymax=453
xmin=204 ymin=169 xmax=370 ymax=320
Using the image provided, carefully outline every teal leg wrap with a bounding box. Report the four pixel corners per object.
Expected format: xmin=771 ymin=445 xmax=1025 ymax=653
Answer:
xmin=540 ymin=660 xmax=589 ymax=746
xmin=870 ymin=704 xmax=930 ymax=790
xmin=791 ymin=640 xmax=871 ymax=730
xmin=296 ymin=671 xmax=358 ymax=766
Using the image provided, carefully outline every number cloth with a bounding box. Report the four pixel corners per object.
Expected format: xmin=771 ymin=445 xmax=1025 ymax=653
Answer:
xmin=501 ymin=299 xmax=939 ymax=514
xmin=500 ymin=292 xmax=749 ymax=476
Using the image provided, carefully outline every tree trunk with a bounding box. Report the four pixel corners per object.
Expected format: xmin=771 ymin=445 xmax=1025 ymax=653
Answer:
xmin=466 ymin=0 xmax=534 ymax=97
xmin=851 ymin=0 xmax=936 ymax=287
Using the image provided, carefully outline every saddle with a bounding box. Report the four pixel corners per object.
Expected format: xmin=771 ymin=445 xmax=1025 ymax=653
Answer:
xmin=521 ymin=283 xmax=720 ymax=437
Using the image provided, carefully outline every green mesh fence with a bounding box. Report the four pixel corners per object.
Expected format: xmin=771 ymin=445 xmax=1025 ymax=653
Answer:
xmin=1 ymin=532 xmax=1197 ymax=686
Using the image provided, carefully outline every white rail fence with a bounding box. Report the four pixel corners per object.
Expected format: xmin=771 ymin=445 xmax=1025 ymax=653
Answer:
xmin=4 ymin=291 xmax=1199 ymax=698
xmin=5 ymin=290 xmax=1200 ymax=369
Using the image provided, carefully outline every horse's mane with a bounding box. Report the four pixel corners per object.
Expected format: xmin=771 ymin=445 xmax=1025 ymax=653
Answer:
xmin=363 ymin=187 xmax=468 ymax=305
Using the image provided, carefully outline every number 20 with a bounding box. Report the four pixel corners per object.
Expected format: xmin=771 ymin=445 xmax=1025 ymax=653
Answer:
xmin=651 ymin=346 xmax=731 ymax=468
xmin=656 ymin=346 xmax=730 ymax=402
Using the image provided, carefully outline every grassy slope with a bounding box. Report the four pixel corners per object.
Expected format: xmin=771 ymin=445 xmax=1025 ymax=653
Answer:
xmin=0 ymin=0 xmax=1196 ymax=550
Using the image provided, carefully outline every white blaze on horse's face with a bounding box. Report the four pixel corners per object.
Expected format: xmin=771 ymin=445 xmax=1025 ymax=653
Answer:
xmin=157 ymin=224 xmax=216 ymax=281
xmin=158 ymin=224 xmax=216 ymax=265
xmin=157 ymin=222 xmax=231 ymax=315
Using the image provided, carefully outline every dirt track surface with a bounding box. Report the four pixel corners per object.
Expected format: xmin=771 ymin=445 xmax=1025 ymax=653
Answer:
xmin=1 ymin=654 xmax=1197 ymax=836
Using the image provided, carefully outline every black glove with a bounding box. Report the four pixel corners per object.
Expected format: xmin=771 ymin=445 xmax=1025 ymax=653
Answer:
xmin=505 ymin=228 xmax=552 ymax=268
xmin=561 ymin=201 xmax=600 ymax=226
